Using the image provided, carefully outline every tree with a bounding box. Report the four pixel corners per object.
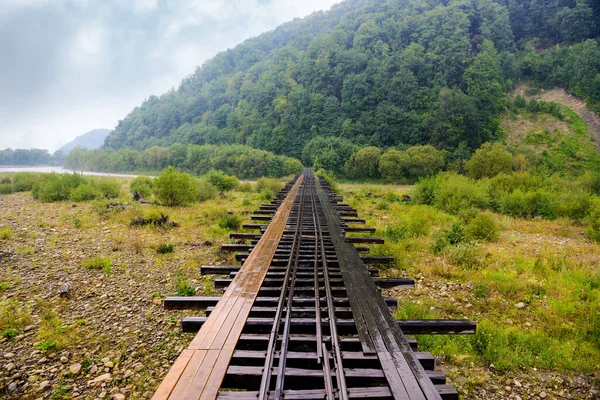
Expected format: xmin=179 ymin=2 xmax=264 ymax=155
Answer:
xmin=379 ymin=149 xmax=408 ymax=182
xmin=153 ymin=166 xmax=198 ymax=206
xmin=345 ymin=147 xmax=381 ymax=179
xmin=465 ymin=142 xmax=513 ymax=179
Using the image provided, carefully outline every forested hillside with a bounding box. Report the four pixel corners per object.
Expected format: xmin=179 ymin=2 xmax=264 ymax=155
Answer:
xmin=103 ymin=0 xmax=600 ymax=168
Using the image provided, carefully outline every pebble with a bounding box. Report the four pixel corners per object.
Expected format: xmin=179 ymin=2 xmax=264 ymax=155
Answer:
xmin=505 ymin=386 xmax=512 ymax=392
xmin=60 ymin=356 xmax=68 ymax=363
xmin=133 ymin=363 xmax=144 ymax=372
xmin=514 ymin=379 xmax=522 ymax=388
xmin=539 ymin=391 xmax=548 ymax=398
xmin=114 ymin=394 xmax=126 ymax=400
xmin=4 ymin=353 xmax=15 ymax=359
xmin=8 ymin=382 xmax=18 ymax=392
xmin=90 ymin=365 xmax=98 ymax=374
xmin=70 ymin=363 xmax=82 ymax=375
xmin=104 ymin=361 xmax=114 ymax=368
xmin=515 ymin=302 xmax=527 ymax=309
xmin=38 ymin=380 xmax=50 ymax=391
xmin=5 ymin=362 xmax=16 ymax=372
xmin=89 ymin=373 xmax=112 ymax=385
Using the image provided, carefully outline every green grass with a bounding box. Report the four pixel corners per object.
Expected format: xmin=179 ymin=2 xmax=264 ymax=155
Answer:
xmin=345 ymin=184 xmax=600 ymax=375
xmin=0 ymin=227 xmax=13 ymax=239
xmin=82 ymin=256 xmax=113 ymax=274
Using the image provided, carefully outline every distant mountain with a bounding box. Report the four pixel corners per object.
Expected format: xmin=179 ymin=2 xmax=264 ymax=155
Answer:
xmin=58 ymin=129 xmax=110 ymax=154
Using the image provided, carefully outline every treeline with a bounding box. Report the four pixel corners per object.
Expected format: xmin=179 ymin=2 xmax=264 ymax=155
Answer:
xmin=0 ymin=148 xmax=65 ymax=166
xmin=313 ymin=98 xmax=600 ymax=182
xmin=64 ymin=144 xmax=303 ymax=179
xmin=102 ymin=0 xmax=599 ymax=161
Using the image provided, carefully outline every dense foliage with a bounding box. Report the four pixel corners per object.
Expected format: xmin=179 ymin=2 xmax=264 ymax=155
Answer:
xmin=0 ymin=148 xmax=64 ymax=166
xmin=64 ymin=144 xmax=303 ymax=179
xmin=101 ymin=0 xmax=599 ymax=165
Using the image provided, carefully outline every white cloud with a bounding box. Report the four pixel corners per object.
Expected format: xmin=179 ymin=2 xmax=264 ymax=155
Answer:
xmin=133 ymin=0 xmax=158 ymax=13
xmin=68 ymin=24 xmax=108 ymax=66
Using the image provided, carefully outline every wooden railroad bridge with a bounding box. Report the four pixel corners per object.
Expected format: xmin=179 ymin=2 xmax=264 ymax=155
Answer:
xmin=153 ymin=170 xmax=476 ymax=400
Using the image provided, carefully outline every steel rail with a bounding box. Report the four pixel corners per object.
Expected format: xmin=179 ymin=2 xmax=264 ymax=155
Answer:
xmin=258 ymin=178 xmax=307 ymax=400
xmin=313 ymin=172 xmax=348 ymax=400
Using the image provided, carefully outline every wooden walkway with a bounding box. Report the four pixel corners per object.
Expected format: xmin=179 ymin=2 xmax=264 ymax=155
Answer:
xmin=152 ymin=176 xmax=303 ymax=400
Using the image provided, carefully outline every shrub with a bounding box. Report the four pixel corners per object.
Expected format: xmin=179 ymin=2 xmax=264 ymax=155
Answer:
xmin=82 ymin=256 xmax=112 ymax=274
xmin=206 ymin=169 xmax=239 ymax=192
xmin=153 ymin=166 xmax=198 ymax=206
xmin=256 ymin=177 xmax=283 ymax=194
xmin=0 ymin=183 xmax=12 ymax=194
xmin=466 ymin=142 xmax=514 ymax=179
xmin=197 ymin=179 xmax=217 ymax=202
xmin=413 ymin=176 xmax=440 ymax=205
xmin=33 ymin=173 xmax=87 ymax=202
xmin=218 ymin=214 xmax=243 ymax=230
xmin=130 ymin=176 xmax=154 ymax=199
xmin=238 ymin=182 xmax=253 ymax=192
xmin=0 ymin=176 xmax=10 ymax=184
xmin=91 ymin=177 xmax=121 ymax=198
xmin=345 ymin=147 xmax=381 ymax=179
xmin=316 ymin=169 xmax=338 ymax=192
xmin=11 ymin=172 xmax=40 ymax=192
xmin=70 ymin=183 xmax=99 ymax=202
xmin=431 ymin=222 xmax=468 ymax=254
xmin=0 ymin=299 xmax=32 ymax=334
xmin=0 ymin=228 xmax=13 ymax=240
xmin=446 ymin=242 xmax=481 ymax=268
xmin=467 ymin=211 xmax=501 ymax=242
xmin=174 ymin=274 xmax=195 ymax=296
xmin=586 ymin=201 xmax=600 ymax=242
xmin=157 ymin=243 xmax=174 ymax=254
xmin=433 ymin=174 xmax=489 ymax=215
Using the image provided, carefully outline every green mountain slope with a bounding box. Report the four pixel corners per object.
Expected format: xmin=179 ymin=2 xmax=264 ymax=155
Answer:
xmin=105 ymin=0 xmax=600 ymax=164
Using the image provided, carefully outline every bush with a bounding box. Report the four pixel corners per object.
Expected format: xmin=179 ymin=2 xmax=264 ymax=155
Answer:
xmin=12 ymin=172 xmax=40 ymax=192
xmin=586 ymin=201 xmax=600 ymax=242
xmin=153 ymin=166 xmax=198 ymax=206
xmin=130 ymin=176 xmax=154 ymax=199
xmin=467 ymin=211 xmax=501 ymax=242
xmin=316 ymin=169 xmax=338 ymax=192
xmin=70 ymin=183 xmax=99 ymax=202
xmin=32 ymin=173 xmax=87 ymax=202
xmin=466 ymin=142 xmax=514 ymax=179
xmin=206 ymin=169 xmax=239 ymax=192
xmin=218 ymin=214 xmax=243 ymax=230
xmin=92 ymin=177 xmax=121 ymax=198
xmin=197 ymin=179 xmax=217 ymax=202
xmin=238 ymin=182 xmax=253 ymax=192
xmin=433 ymin=174 xmax=489 ymax=215
xmin=130 ymin=209 xmax=178 ymax=228
xmin=413 ymin=176 xmax=441 ymax=206
xmin=157 ymin=243 xmax=174 ymax=254
xmin=0 ymin=228 xmax=13 ymax=240
xmin=446 ymin=242 xmax=482 ymax=268
xmin=256 ymin=177 xmax=283 ymax=193
xmin=431 ymin=222 xmax=468 ymax=254
xmin=0 ymin=183 xmax=12 ymax=194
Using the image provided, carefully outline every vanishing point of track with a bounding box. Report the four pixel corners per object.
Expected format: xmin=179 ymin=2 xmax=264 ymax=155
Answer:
xmin=154 ymin=170 xmax=476 ymax=400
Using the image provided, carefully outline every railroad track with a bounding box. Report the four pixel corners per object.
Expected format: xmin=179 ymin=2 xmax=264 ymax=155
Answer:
xmin=155 ymin=171 xmax=476 ymax=400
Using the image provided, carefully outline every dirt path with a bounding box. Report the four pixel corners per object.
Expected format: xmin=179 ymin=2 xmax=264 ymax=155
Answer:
xmin=531 ymin=87 xmax=600 ymax=151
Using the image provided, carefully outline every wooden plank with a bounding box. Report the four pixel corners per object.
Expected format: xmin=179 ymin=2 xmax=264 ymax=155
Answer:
xmin=155 ymin=176 xmax=303 ymax=400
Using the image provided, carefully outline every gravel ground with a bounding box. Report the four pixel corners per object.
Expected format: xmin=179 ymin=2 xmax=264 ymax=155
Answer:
xmin=1 ymin=192 xmax=599 ymax=399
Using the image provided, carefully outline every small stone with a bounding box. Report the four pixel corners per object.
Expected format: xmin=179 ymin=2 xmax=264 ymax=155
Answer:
xmin=515 ymin=396 xmax=522 ymax=400
xmin=5 ymin=362 xmax=16 ymax=372
xmin=70 ymin=363 xmax=82 ymax=375
xmin=104 ymin=361 xmax=114 ymax=368
xmin=89 ymin=373 xmax=112 ymax=385
xmin=133 ymin=363 xmax=144 ymax=372
xmin=8 ymin=382 xmax=17 ymax=392
xmin=3 ymin=353 xmax=15 ymax=358
xmin=505 ymin=386 xmax=512 ymax=392
xmin=101 ymin=357 xmax=110 ymax=363
xmin=60 ymin=356 xmax=68 ymax=363
xmin=89 ymin=365 xmax=98 ymax=374
xmin=38 ymin=380 xmax=51 ymax=391
xmin=99 ymin=391 xmax=107 ymax=398
xmin=539 ymin=391 xmax=547 ymax=398
xmin=113 ymin=393 xmax=125 ymax=400
xmin=514 ymin=380 xmax=522 ymax=388
xmin=515 ymin=302 xmax=527 ymax=309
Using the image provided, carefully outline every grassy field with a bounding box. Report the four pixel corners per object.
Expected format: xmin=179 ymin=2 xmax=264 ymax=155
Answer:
xmin=0 ymin=175 xmax=598 ymax=398
xmin=340 ymin=182 xmax=600 ymax=394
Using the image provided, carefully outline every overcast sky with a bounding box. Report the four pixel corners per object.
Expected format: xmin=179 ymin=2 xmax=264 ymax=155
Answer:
xmin=0 ymin=0 xmax=341 ymax=152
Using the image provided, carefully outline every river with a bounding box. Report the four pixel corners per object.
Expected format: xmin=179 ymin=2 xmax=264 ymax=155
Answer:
xmin=0 ymin=166 xmax=142 ymax=178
